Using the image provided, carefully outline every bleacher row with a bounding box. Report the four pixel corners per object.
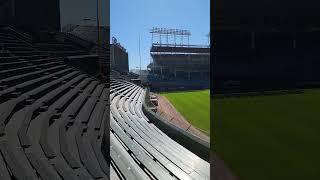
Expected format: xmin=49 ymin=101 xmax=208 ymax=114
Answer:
xmin=1 ymin=26 xmax=209 ymax=179
xmin=110 ymin=79 xmax=210 ymax=180
xmin=0 ymin=27 xmax=109 ymax=179
xmin=33 ymin=32 xmax=91 ymax=57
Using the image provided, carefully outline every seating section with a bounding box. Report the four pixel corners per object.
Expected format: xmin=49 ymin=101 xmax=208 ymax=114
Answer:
xmin=69 ymin=26 xmax=109 ymax=47
xmin=34 ymin=35 xmax=90 ymax=57
xmin=110 ymin=78 xmax=210 ymax=180
xmin=0 ymin=27 xmax=109 ymax=180
xmin=1 ymin=26 xmax=210 ymax=179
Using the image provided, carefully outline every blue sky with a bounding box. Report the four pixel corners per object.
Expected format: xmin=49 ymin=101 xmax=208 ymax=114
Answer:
xmin=111 ymin=0 xmax=210 ymax=70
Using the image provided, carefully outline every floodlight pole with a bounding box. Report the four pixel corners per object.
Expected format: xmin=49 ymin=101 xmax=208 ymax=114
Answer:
xmin=96 ymin=0 xmax=103 ymax=78
xmin=139 ymin=33 xmax=142 ymax=75
xmin=96 ymin=0 xmax=100 ymax=42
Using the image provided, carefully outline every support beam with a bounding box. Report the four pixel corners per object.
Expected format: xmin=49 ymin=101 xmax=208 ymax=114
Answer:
xmin=251 ymin=31 xmax=255 ymax=49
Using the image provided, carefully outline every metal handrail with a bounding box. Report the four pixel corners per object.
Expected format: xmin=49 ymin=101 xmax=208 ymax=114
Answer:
xmin=61 ymin=32 xmax=94 ymax=49
xmin=6 ymin=26 xmax=33 ymax=42
xmin=62 ymin=32 xmax=109 ymax=51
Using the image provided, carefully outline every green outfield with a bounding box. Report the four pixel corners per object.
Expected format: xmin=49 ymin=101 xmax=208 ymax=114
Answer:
xmin=161 ymin=90 xmax=210 ymax=134
xmin=213 ymin=89 xmax=320 ymax=180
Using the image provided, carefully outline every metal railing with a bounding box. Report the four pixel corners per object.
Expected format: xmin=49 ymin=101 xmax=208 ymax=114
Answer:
xmin=6 ymin=26 xmax=33 ymax=43
xmin=61 ymin=32 xmax=94 ymax=50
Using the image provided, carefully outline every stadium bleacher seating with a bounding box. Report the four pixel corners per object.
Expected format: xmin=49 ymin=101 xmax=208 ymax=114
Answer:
xmin=0 ymin=26 xmax=109 ymax=180
xmin=109 ymin=78 xmax=210 ymax=179
xmin=1 ymin=26 xmax=210 ymax=179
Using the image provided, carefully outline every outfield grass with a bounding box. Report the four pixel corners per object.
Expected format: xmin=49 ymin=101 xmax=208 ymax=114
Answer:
xmin=161 ymin=90 xmax=210 ymax=134
xmin=213 ymin=89 xmax=320 ymax=180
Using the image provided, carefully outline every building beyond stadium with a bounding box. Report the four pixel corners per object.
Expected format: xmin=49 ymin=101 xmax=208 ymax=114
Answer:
xmin=111 ymin=37 xmax=129 ymax=72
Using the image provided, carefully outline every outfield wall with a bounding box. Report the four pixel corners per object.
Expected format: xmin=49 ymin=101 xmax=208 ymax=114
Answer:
xmin=150 ymin=80 xmax=209 ymax=92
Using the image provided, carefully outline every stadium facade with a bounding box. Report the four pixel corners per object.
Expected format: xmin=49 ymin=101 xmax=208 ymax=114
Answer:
xmin=147 ymin=28 xmax=210 ymax=91
xmin=149 ymin=44 xmax=210 ymax=80
xmin=110 ymin=37 xmax=129 ymax=72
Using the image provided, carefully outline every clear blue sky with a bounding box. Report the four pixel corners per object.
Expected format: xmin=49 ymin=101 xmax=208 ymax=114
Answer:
xmin=111 ymin=0 xmax=210 ymax=70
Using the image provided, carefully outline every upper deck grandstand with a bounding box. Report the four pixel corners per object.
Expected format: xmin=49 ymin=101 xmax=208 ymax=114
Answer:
xmin=147 ymin=28 xmax=210 ymax=91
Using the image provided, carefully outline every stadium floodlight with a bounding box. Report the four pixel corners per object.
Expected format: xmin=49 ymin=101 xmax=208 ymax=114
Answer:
xmin=150 ymin=27 xmax=191 ymax=47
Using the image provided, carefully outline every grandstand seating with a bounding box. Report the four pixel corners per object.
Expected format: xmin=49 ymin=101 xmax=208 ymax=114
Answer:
xmin=32 ymin=32 xmax=90 ymax=57
xmin=0 ymin=27 xmax=109 ymax=180
xmin=66 ymin=25 xmax=109 ymax=47
xmin=110 ymin=78 xmax=210 ymax=179
xmin=1 ymin=26 xmax=210 ymax=179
